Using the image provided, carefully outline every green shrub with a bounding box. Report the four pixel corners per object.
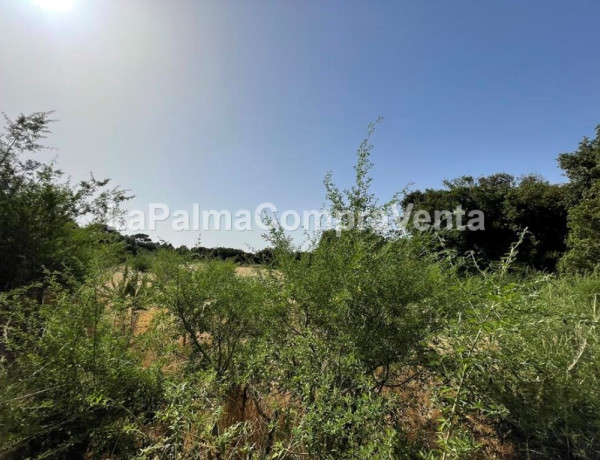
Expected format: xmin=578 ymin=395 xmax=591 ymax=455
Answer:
xmin=0 ymin=274 xmax=163 ymax=458
xmin=435 ymin=248 xmax=600 ymax=458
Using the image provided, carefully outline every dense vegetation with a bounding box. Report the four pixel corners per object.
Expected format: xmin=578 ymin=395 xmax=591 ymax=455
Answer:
xmin=1 ymin=113 xmax=599 ymax=458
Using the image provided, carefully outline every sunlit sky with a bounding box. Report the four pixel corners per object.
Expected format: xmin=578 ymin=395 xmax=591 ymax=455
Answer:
xmin=2 ymin=0 xmax=600 ymax=249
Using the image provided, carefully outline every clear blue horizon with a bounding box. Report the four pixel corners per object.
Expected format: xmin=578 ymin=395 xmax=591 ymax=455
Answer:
xmin=2 ymin=0 xmax=599 ymax=249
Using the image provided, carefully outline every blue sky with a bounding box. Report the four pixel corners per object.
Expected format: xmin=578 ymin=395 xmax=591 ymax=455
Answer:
xmin=1 ymin=0 xmax=599 ymax=249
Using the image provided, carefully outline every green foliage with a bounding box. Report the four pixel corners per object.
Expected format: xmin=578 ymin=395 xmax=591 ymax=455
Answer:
xmin=0 ymin=273 xmax=163 ymax=458
xmin=3 ymin=114 xmax=600 ymax=459
xmin=284 ymin=343 xmax=399 ymax=459
xmin=152 ymin=252 xmax=269 ymax=381
xmin=404 ymin=173 xmax=568 ymax=271
xmin=0 ymin=112 xmax=131 ymax=291
xmin=560 ymin=184 xmax=600 ymax=274
xmin=558 ymin=125 xmax=600 ymax=203
xmin=127 ymin=252 xmax=154 ymax=273
xmin=433 ymin=238 xmax=600 ymax=458
xmin=276 ymin=230 xmax=453 ymax=373
xmin=489 ymin=275 xmax=600 ymax=458
xmin=558 ymin=126 xmax=600 ymax=273
xmin=254 ymin=121 xmax=459 ymax=457
xmin=136 ymin=371 xmax=257 ymax=459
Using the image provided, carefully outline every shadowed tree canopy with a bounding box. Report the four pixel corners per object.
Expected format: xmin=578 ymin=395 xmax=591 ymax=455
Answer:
xmin=403 ymin=173 xmax=569 ymax=271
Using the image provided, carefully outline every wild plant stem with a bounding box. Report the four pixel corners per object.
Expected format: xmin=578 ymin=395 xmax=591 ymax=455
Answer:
xmin=441 ymin=328 xmax=482 ymax=460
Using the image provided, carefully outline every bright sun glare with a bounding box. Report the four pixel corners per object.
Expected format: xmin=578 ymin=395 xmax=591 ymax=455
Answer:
xmin=31 ymin=0 xmax=75 ymax=12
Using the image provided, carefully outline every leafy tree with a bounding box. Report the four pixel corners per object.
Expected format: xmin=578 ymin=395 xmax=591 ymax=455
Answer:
xmin=558 ymin=125 xmax=600 ymax=273
xmin=403 ymin=173 xmax=568 ymax=271
xmin=560 ymin=183 xmax=600 ymax=273
xmin=558 ymin=125 xmax=600 ymax=203
xmin=0 ymin=112 xmax=131 ymax=290
xmin=504 ymin=175 xmax=568 ymax=270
